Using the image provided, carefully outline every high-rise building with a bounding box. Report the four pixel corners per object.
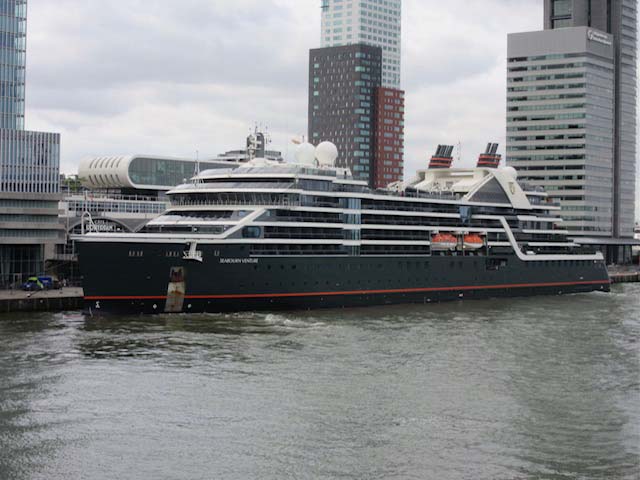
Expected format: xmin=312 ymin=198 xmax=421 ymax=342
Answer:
xmin=372 ymin=87 xmax=404 ymax=188
xmin=320 ymin=0 xmax=402 ymax=89
xmin=0 ymin=0 xmax=63 ymax=287
xmin=311 ymin=1 xmax=405 ymax=188
xmin=309 ymin=44 xmax=382 ymax=184
xmin=543 ymin=0 xmax=637 ymax=239
xmin=506 ymin=0 xmax=637 ymax=263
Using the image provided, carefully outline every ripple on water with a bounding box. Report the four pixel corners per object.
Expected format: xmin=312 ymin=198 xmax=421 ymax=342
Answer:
xmin=0 ymin=286 xmax=638 ymax=479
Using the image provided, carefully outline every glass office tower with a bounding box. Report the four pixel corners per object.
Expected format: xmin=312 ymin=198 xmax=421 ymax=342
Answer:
xmin=542 ymin=0 xmax=637 ymax=238
xmin=313 ymin=1 xmax=405 ymax=189
xmin=0 ymin=0 xmax=63 ymax=287
xmin=507 ymin=0 xmax=638 ymax=263
xmin=0 ymin=0 xmax=26 ymax=130
xmin=321 ymin=0 xmax=402 ymax=89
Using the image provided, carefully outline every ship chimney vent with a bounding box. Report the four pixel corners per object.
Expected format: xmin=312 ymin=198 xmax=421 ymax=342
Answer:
xmin=429 ymin=144 xmax=454 ymax=169
xmin=477 ymin=143 xmax=501 ymax=168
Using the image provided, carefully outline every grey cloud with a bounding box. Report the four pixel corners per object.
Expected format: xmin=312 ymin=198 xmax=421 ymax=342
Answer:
xmin=29 ymin=0 xmax=312 ymax=92
xmin=22 ymin=0 xmax=639 ymax=222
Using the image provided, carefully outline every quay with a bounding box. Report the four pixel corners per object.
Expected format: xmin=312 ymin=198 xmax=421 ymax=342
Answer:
xmin=0 ymin=288 xmax=84 ymax=314
xmin=610 ymin=272 xmax=640 ymax=284
xmin=608 ymin=265 xmax=640 ymax=284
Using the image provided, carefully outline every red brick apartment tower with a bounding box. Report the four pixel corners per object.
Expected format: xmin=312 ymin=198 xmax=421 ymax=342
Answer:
xmin=372 ymin=87 xmax=405 ymax=189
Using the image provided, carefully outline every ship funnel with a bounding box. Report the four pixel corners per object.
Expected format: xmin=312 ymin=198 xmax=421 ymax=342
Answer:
xmin=477 ymin=143 xmax=501 ymax=168
xmin=428 ymin=144 xmax=454 ymax=169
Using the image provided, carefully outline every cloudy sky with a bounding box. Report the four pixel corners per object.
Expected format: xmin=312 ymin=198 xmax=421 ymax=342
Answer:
xmin=23 ymin=0 xmax=639 ymax=217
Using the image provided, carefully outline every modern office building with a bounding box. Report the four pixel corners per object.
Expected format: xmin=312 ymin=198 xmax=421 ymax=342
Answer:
xmin=0 ymin=0 xmax=63 ymax=287
xmin=506 ymin=0 xmax=638 ymax=263
xmin=309 ymin=44 xmax=383 ymax=185
xmin=312 ymin=1 xmax=405 ymax=189
xmin=320 ymin=0 xmax=402 ymax=89
xmin=372 ymin=87 xmax=404 ymax=188
xmin=308 ymin=43 xmax=404 ymax=188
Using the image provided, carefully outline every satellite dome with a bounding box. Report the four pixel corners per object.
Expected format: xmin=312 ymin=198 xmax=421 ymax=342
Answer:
xmin=503 ymin=166 xmax=518 ymax=180
xmin=315 ymin=141 xmax=338 ymax=167
xmin=295 ymin=142 xmax=316 ymax=166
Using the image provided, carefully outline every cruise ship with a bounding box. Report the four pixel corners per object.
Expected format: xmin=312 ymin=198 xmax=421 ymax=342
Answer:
xmin=76 ymin=142 xmax=610 ymax=314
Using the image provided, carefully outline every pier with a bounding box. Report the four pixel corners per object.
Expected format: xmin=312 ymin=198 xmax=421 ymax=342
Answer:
xmin=610 ymin=272 xmax=640 ymax=284
xmin=608 ymin=265 xmax=640 ymax=284
xmin=0 ymin=288 xmax=83 ymax=314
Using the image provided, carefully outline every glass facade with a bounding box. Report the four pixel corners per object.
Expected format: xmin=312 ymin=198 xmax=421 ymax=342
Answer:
xmin=540 ymin=0 xmax=638 ymax=238
xmin=0 ymin=0 xmax=26 ymax=130
xmin=553 ymin=0 xmax=572 ymax=17
xmin=129 ymin=158 xmax=232 ymax=188
xmin=320 ymin=0 xmax=401 ymax=89
xmin=507 ymin=28 xmax=616 ymax=236
xmin=0 ymin=129 xmax=60 ymax=193
xmin=309 ymin=44 xmax=382 ymax=185
xmin=0 ymin=0 xmax=63 ymax=285
xmin=0 ymin=244 xmax=42 ymax=287
xmin=613 ymin=0 xmax=637 ymax=237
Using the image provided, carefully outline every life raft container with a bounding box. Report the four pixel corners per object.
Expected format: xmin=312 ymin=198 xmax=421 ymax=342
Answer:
xmin=463 ymin=234 xmax=484 ymax=250
xmin=431 ymin=233 xmax=458 ymax=251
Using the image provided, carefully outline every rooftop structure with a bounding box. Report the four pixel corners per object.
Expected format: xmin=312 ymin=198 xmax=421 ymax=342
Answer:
xmin=77 ymin=155 xmax=239 ymax=192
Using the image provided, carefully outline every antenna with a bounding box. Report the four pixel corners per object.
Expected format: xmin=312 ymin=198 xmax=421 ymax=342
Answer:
xmin=194 ymin=150 xmax=202 ymax=185
xmin=456 ymin=141 xmax=462 ymax=165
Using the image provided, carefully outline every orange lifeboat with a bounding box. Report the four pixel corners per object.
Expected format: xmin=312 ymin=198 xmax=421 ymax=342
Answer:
xmin=463 ymin=234 xmax=484 ymax=250
xmin=431 ymin=233 xmax=458 ymax=251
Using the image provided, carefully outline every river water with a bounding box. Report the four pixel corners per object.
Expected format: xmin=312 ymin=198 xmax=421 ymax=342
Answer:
xmin=0 ymin=285 xmax=638 ymax=480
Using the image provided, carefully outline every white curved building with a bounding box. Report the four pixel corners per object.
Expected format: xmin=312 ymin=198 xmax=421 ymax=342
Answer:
xmin=78 ymin=155 xmax=238 ymax=191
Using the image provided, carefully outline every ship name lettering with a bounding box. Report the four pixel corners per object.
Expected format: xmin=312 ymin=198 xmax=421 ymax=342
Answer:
xmin=219 ymin=258 xmax=259 ymax=264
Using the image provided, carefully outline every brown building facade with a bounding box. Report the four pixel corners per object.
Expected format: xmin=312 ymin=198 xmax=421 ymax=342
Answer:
xmin=372 ymin=87 xmax=405 ymax=189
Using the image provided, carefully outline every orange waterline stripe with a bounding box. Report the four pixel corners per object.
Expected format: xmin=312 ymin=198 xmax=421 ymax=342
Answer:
xmin=84 ymin=279 xmax=609 ymax=301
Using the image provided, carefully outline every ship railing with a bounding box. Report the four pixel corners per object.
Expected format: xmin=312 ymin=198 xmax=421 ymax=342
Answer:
xmin=65 ymin=192 xmax=163 ymax=202
xmin=171 ymin=198 xmax=302 ymax=208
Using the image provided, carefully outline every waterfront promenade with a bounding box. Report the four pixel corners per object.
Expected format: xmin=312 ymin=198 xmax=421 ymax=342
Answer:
xmin=0 ymin=288 xmax=83 ymax=314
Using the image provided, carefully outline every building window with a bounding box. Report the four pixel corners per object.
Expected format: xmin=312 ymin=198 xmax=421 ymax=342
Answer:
xmin=553 ymin=0 xmax=572 ymax=16
xmin=551 ymin=0 xmax=572 ymax=28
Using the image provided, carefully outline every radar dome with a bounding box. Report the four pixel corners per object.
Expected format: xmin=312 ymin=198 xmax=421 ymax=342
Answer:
xmin=503 ymin=166 xmax=518 ymax=180
xmin=295 ymin=142 xmax=316 ymax=166
xmin=315 ymin=141 xmax=338 ymax=167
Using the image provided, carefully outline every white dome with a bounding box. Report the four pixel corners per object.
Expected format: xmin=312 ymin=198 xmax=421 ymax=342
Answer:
xmin=295 ymin=142 xmax=317 ymax=166
xmin=502 ymin=166 xmax=518 ymax=180
xmin=315 ymin=141 xmax=338 ymax=167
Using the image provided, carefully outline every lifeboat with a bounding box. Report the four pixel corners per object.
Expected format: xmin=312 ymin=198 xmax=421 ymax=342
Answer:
xmin=431 ymin=233 xmax=458 ymax=251
xmin=463 ymin=234 xmax=484 ymax=250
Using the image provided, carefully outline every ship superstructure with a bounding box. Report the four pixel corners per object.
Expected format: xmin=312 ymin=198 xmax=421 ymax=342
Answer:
xmin=76 ymin=142 xmax=610 ymax=314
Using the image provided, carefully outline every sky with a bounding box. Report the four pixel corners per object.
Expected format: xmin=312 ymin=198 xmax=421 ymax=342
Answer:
xmin=23 ymin=0 xmax=640 ymax=220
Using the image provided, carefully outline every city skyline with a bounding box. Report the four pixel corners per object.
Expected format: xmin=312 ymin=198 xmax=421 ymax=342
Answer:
xmin=19 ymin=0 xmax=640 ymax=219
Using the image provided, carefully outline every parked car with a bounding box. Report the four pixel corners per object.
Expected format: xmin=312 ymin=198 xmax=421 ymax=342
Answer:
xmin=21 ymin=276 xmax=62 ymax=291
xmin=22 ymin=277 xmax=44 ymax=291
